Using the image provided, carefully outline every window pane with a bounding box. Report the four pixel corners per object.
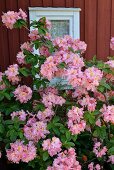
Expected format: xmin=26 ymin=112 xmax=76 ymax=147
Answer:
xmin=50 ymin=20 xmax=69 ymax=39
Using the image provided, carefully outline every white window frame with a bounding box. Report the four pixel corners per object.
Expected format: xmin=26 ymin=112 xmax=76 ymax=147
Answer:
xmin=29 ymin=7 xmax=81 ymax=39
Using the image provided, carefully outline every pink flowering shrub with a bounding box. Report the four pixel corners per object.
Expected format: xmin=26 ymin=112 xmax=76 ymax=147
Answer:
xmin=1 ymin=9 xmax=114 ymax=170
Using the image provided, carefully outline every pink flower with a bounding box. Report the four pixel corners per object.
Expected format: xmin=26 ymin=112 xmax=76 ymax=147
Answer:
xmin=44 ymin=32 xmax=51 ymax=40
xmin=37 ymin=108 xmax=55 ymax=122
xmin=88 ymin=163 xmax=102 ymax=170
xmin=66 ymin=68 xmax=83 ymax=88
xmin=2 ymin=11 xmax=19 ymax=29
xmin=11 ymin=110 xmax=27 ymax=121
xmin=62 ymin=53 xmax=84 ymax=69
xmin=42 ymin=137 xmax=62 ymax=156
xmin=0 ymin=151 xmax=2 ymax=158
xmin=94 ymin=91 xmax=105 ymax=102
xmin=67 ymin=106 xmax=86 ymax=135
xmin=16 ymin=51 xmax=26 ymax=64
xmin=53 ymin=35 xmax=87 ymax=54
xmin=78 ymin=95 xmax=97 ymax=112
xmin=42 ymin=92 xmax=65 ymax=109
xmin=2 ymin=9 xmax=27 ymax=29
xmin=24 ymin=120 xmax=49 ymax=142
xmin=28 ymin=29 xmax=40 ymax=41
xmin=108 ymin=155 xmax=114 ymax=164
xmin=13 ymin=85 xmax=32 ymax=103
xmin=47 ymin=148 xmax=81 ymax=170
xmin=100 ymin=105 xmax=114 ymax=124
xmin=0 ymin=72 xmax=6 ymax=90
xmin=105 ymin=60 xmax=114 ymax=68
xmin=20 ymin=42 xmax=33 ymax=52
xmin=73 ymin=39 xmax=87 ymax=53
xmin=93 ymin=142 xmax=107 ymax=158
xmin=110 ymin=37 xmax=114 ymax=50
xmin=6 ymin=140 xmax=36 ymax=163
xmin=18 ymin=9 xmax=27 ymax=21
xmin=5 ymin=64 xmax=20 ymax=84
xmin=72 ymin=87 xmax=88 ymax=98
xmin=95 ymin=119 xmax=101 ymax=127
xmin=39 ymin=46 xmax=50 ymax=57
xmin=83 ymin=67 xmax=103 ymax=91
xmin=45 ymin=19 xmax=52 ymax=30
xmin=21 ymin=141 xmax=37 ymax=163
xmin=88 ymin=162 xmax=94 ymax=170
xmin=95 ymin=164 xmax=101 ymax=170
xmin=40 ymin=56 xmax=58 ymax=80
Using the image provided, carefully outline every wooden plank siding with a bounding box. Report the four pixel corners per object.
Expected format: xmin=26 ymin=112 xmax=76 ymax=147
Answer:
xmin=0 ymin=0 xmax=114 ymax=71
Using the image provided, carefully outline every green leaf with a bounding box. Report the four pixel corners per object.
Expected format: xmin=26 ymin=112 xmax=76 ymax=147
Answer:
xmin=43 ymin=151 xmax=49 ymax=161
xmin=53 ymin=127 xmax=60 ymax=136
xmin=93 ymin=126 xmax=107 ymax=140
xmin=58 ymin=62 xmax=66 ymax=69
xmin=52 ymin=116 xmax=60 ymax=123
xmin=19 ymin=67 xmax=30 ymax=77
xmin=98 ymin=85 xmax=105 ymax=93
xmin=72 ymin=135 xmax=77 ymax=142
xmin=4 ymin=92 xmax=11 ymax=100
xmin=64 ymin=142 xmax=75 ymax=148
xmin=84 ymin=112 xmax=95 ymax=125
xmin=66 ymin=131 xmax=71 ymax=141
xmin=108 ymin=147 xmax=114 ymax=155
xmin=0 ymin=124 xmax=4 ymax=133
xmin=14 ymin=19 xmax=27 ymax=28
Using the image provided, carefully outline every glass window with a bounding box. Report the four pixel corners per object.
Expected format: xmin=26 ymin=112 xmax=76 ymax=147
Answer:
xmin=50 ymin=20 xmax=70 ymax=39
xmin=29 ymin=7 xmax=81 ymax=39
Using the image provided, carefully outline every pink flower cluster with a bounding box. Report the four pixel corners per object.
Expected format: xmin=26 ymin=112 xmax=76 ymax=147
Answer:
xmin=83 ymin=67 xmax=103 ymax=91
xmin=40 ymin=56 xmax=58 ymax=80
xmin=39 ymin=46 xmax=50 ymax=57
xmin=67 ymin=106 xmax=86 ymax=135
xmin=24 ymin=119 xmax=49 ymax=142
xmin=42 ymin=92 xmax=66 ymax=108
xmin=110 ymin=37 xmax=114 ymax=50
xmin=47 ymin=148 xmax=81 ymax=170
xmin=100 ymin=105 xmax=114 ymax=124
xmin=16 ymin=51 xmax=26 ymax=65
xmin=88 ymin=162 xmax=102 ymax=170
xmin=2 ymin=9 xmax=27 ymax=29
xmin=28 ymin=29 xmax=40 ymax=41
xmin=41 ymin=50 xmax=84 ymax=81
xmin=37 ymin=108 xmax=55 ymax=122
xmin=5 ymin=64 xmax=20 ymax=84
xmin=20 ymin=41 xmax=33 ymax=52
xmin=13 ymin=85 xmax=32 ymax=103
xmin=0 ymin=72 xmax=6 ymax=90
xmin=78 ymin=95 xmax=97 ymax=112
xmin=66 ymin=68 xmax=83 ymax=88
xmin=39 ymin=18 xmax=52 ymax=30
xmin=53 ymin=35 xmax=87 ymax=53
xmin=94 ymin=91 xmax=105 ymax=102
xmin=42 ymin=137 xmax=62 ymax=156
xmin=11 ymin=110 xmax=27 ymax=121
xmin=6 ymin=140 xmax=36 ymax=163
xmin=72 ymin=86 xmax=88 ymax=98
xmin=93 ymin=142 xmax=107 ymax=158
xmin=105 ymin=60 xmax=114 ymax=68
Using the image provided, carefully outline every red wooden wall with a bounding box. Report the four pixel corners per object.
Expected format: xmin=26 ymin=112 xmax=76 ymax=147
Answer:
xmin=0 ymin=0 xmax=114 ymax=71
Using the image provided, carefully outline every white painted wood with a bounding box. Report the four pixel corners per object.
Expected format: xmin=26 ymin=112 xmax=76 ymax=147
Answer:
xmin=29 ymin=7 xmax=81 ymax=39
xmin=29 ymin=7 xmax=81 ymax=12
